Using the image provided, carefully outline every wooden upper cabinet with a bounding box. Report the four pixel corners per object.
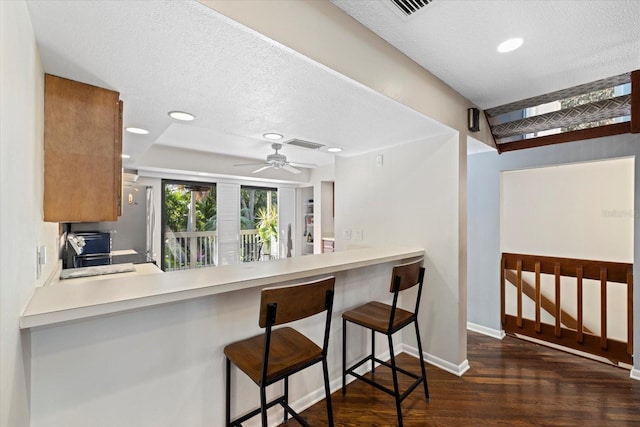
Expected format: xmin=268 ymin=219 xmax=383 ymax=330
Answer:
xmin=44 ymin=74 xmax=123 ymax=222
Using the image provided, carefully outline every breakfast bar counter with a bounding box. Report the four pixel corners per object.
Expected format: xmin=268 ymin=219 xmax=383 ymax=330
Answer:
xmin=21 ymin=246 xmax=423 ymax=329
xmin=23 ymin=246 xmax=424 ymax=427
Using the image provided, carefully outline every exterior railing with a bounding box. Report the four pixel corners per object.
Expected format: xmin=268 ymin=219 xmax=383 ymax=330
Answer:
xmin=501 ymin=252 xmax=633 ymax=365
xmin=165 ymin=231 xmax=218 ymax=271
xmin=164 ymin=229 xmax=267 ymax=271
xmin=240 ymin=230 xmax=262 ymax=262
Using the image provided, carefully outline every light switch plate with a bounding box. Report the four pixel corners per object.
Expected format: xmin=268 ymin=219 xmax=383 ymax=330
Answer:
xmin=353 ymin=230 xmax=363 ymax=240
xmin=38 ymin=245 xmax=47 ymax=265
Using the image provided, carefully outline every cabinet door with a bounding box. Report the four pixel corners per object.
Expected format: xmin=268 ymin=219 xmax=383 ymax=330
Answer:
xmin=44 ymin=75 xmax=122 ymax=222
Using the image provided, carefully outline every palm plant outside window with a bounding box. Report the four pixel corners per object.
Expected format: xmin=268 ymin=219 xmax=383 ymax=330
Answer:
xmin=162 ymin=181 xmax=278 ymax=271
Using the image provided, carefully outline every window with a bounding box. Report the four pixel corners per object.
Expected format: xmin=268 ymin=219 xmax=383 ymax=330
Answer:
xmin=162 ymin=180 xmax=217 ymax=271
xmin=240 ymin=186 xmax=277 ymax=262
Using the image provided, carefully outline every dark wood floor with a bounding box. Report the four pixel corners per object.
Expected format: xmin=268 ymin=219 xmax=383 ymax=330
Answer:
xmin=278 ymin=332 xmax=640 ymax=426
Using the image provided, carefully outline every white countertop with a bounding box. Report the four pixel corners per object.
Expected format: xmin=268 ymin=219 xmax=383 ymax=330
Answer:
xmin=55 ymin=262 xmax=162 ymax=285
xmin=20 ymin=246 xmax=423 ymax=329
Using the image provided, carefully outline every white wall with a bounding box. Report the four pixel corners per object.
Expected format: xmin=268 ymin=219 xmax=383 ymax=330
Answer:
xmin=335 ymin=133 xmax=468 ymax=368
xmin=501 ymin=157 xmax=634 ymax=262
xmin=320 ymin=181 xmax=334 ymax=238
xmin=0 ymin=2 xmax=59 ymax=426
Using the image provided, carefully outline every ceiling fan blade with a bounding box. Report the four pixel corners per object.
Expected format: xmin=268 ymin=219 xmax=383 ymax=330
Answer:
xmin=252 ymin=165 xmax=273 ymax=174
xmin=234 ymin=162 xmax=267 ymax=167
xmin=282 ymin=164 xmax=302 ymax=174
xmin=289 ymin=161 xmax=317 ymax=167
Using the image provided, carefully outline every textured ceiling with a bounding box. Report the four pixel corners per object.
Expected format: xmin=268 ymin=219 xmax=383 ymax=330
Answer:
xmin=26 ymin=0 xmax=451 ymax=174
xmin=332 ymin=0 xmax=640 ymax=109
xmin=27 ymin=0 xmax=636 ymax=172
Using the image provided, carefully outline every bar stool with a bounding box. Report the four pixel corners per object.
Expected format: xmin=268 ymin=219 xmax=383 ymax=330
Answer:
xmin=342 ymin=259 xmax=428 ymax=427
xmin=224 ymin=276 xmax=335 ymax=427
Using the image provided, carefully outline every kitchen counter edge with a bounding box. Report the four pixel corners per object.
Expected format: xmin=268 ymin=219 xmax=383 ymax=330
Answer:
xmin=20 ymin=246 xmax=424 ymax=330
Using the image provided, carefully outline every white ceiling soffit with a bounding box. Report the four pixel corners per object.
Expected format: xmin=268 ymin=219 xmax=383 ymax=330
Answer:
xmin=467 ymin=136 xmax=496 ymax=156
xmin=331 ymin=0 xmax=640 ymax=110
xmin=26 ymin=0 xmax=451 ymax=171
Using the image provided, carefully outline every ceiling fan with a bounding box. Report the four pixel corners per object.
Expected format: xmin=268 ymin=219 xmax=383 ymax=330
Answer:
xmin=235 ymin=143 xmax=312 ymax=174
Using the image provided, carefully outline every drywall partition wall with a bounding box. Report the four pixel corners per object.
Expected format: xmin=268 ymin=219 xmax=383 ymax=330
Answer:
xmin=310 ymin=164 xmax=336 ymax=254
xmin=335 ymin=133 xmax=468 ymax=369
xmin=501 ymin=158 xmax=634 ymax=262
xmin=467 ymin=132 xmax=640 ymax=376
xmin=320 ymin=181 xmax=335 ymax=239
xmin=0 ymin=1 xmax=59 ymax=425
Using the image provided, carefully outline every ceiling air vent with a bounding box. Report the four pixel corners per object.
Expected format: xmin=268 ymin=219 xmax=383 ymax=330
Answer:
xmin=284 ymin=139 xmax=325 ymax=150
xmin=389 ymin=0 xmax=433 ymax=17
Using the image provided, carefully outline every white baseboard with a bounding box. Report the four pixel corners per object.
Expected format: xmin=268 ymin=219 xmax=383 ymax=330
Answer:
xmin=467 ymin=322 xmax=505 ymax=339
xmin=403 ymin=343 xmax=470 ymax=377
xmin=631 ymin=368 xmax=640 ymax=381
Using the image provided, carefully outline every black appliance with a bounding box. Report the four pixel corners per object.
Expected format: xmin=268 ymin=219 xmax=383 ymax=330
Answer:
xmin=73 ymin=252 xmax=155 ymax=267
xmin=65 ymin=231 xmax=155 ymax=268
xmin=64 ymin=231 xmax=111 ymax=268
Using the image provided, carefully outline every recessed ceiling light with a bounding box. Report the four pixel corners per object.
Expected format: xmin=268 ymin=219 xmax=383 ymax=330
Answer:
xmin=121 ymin=154 xmax=131 ymax=159
xmin=168 ymin=111 xmax=195 ymax=121
xmin=327 ymin=147 xmax=343 ymax=153
xmin=263 ymin=132 xmax=283 ymax=140
xmin=125 ymin=127 xmax=149 ymax=135
xmin=497 ymin=38 xmax=523 ymax=53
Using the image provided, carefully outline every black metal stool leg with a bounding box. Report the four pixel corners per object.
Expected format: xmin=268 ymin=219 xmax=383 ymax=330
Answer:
xmin=284 ymin=376 xmax=289 ymax=423
xmin=414 ymin=319 xmax=429 ymax=399
xmin=323 ymin=357 xmax=334 ymax=427
xmin=342 ymin=318 xmax=347 ymax=396
xmin=388 ymin=334 xmax=403 ymax=427
xmin=371 ymin=329 xmax=376 ymax=375
xmin=260 ymin=384 xmax=268 ymax=427
xmin=226 ymin=357 xmax=231 ymax=426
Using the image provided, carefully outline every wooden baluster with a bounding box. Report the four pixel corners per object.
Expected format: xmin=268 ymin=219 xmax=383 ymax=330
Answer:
xmin=554 ymin=263 xmax=561 ymax=337
xmin=576 ymin=265 xmax=584 ymax=344
xmin=500 ymin=255 xmax=506 ymax=326
xmin=517 ymin=258 xmax=523 ymax=328
xmin=628 ymin=268 xmax=634 ymax=356
xmin=535 ymin=262 xmax=541 ymax=333
xmin=600 ymin=267 xmax=608 ymax=350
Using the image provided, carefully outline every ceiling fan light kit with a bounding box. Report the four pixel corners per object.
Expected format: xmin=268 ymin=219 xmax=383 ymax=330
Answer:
xmin=263 ymin=132 xmax=283 ymax=140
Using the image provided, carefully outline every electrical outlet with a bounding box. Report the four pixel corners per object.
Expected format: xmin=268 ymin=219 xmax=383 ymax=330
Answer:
xmin=353 ymin=229 xmax=363 ymax=241
xmin=376 ymin=154 xmax=383 ymax=167
xmin=342 ymin=229 xmax=352 ymax=240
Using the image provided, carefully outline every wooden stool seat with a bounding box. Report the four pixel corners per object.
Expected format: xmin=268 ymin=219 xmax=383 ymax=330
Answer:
xmin=224 ymin=276 xmax=335 ymax=427
xmin=224 ymin=326 xmax=322 ymax=385
xmin=342 ymin=301 xmax=414 ymax=333
xmin=342 ymin=259 xmax=428 ymax=427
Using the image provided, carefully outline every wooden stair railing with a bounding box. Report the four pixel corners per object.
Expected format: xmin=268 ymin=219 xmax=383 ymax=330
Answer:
xmin=501 ymin=253 xmax=633 ymax=365
xmin=504 ymin=270 xmax=594 ymax=334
